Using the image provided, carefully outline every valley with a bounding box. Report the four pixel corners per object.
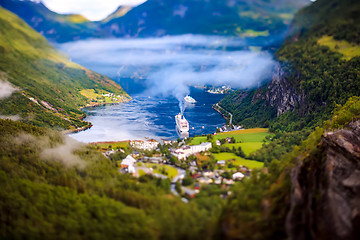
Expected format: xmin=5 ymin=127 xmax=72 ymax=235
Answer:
xmin=0 ymin=0 xmax=360 ymax=239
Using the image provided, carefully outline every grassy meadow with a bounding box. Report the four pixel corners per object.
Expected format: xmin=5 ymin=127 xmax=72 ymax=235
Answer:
xmin=212 ymin=152 xmax=264 ymax=169
xmin=317 ymin=35 xmax=360 ymax=60
xmin=190 ymin=128 xmax=271 ymax=169
xmin=144 ymin=163 xmax=178 ymax=180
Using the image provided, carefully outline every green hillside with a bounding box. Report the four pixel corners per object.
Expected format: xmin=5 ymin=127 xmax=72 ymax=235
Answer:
xmin=1 ymin=0 xmax=310 ymax=43
xmin=220 ymin=96 xmax=360 ymax=239
xmin=0 ymin=7 xmax=130 ymax=130
xmin=0 ymin=119 xmax=218 ymax=239
xmin=220 ymin=0 xmax=360 ymax=132
xmin=1 ymin=93 xmax=359 ymax=239
xmin=101 ymin=0 xmax=310 ymax=39
xmin=0 ymin=0 xmax=98 ymax=43
xmin=217 ymin=0 xmax=360 ymax=165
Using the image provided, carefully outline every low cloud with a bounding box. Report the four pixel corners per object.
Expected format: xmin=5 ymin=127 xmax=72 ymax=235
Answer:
xmin=0 ymin=115 xmax=21 ymax=121
xmin=58 ymin=34 xmax=276 ymax=110
xmin=0 ymin=81 xmax=17 ymax=99
xmin=40 ymin=136 xmax=86 ymax=168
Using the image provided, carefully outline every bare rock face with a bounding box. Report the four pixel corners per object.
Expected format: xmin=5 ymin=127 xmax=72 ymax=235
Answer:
xmin=253 ymin=63 xmax=304 ymax=116
xmin=286 ymin=121 xmax=360 ymax=240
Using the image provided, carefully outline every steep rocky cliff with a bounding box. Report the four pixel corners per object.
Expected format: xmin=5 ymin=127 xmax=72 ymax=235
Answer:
xmin=253 ymin=63 xmax=305 ymax=117
xmin=286 ymin=120 xmax=360 ymax=240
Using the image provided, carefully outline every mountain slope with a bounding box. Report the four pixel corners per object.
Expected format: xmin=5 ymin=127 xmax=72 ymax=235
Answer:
xmin=0 ymin=0 xmax=98 ymax=42
xmin=0 ymin=118 xmax=217 ymax=239
xmin=100 ymin=0 xmax=310 ymax=39
xmin=1 ymin=0 xmax=310 ymax=44
xmin=219 ymin=0 xmax=360 ymax=132
xmin=220 ymin=96 xmax=360 ymax=239
xmin=0 ymin=7 xmax=129 ymax=130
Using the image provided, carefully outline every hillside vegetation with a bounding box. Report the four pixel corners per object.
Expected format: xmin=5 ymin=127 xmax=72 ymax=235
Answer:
xmin=220 ymin=96 xmax=360 ymax=239
xmin=1 ymin=94 xmax=359 ymax=239
xmin=218 ymin=0 xmax=360 ymax=162
xmin=101 ymin=0 xmax=310 ymax=40
xmin=1 ymin=0 xmax=310 ymax=43
xmin=0 ymin=0 xmax=98 ymax=42
xmin=0 ymin=7 xmax=129 ymax=130
xmin=0 ymin=119 xmax=220 ymax=239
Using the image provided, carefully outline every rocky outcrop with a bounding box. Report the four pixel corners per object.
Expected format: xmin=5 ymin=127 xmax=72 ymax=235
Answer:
xmin=254 ymin=63 xmax=305 ymax=117
xmin=286 ymin=120 xmax=360 ymax=240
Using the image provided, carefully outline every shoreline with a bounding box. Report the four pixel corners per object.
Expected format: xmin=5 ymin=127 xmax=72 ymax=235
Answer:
xmin=80 ymin=96 xmax=132 ymax=111
xmin=213 ymin=103 xmax=231 ymax=123
xmin=63 ymin=97 xmax=131 ymax=135
xmin=62 ymin=123 xmax=93 ymax=134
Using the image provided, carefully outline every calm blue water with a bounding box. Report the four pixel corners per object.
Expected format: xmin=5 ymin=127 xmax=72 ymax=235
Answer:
xmin=60 ymin=35 xmax=275 ymax=142
xmin=70 ymin=88 xmax=226 ymax=142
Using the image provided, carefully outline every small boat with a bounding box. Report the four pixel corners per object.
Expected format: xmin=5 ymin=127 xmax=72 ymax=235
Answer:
xmin=184 ymin=95 xmax=197 ymax=104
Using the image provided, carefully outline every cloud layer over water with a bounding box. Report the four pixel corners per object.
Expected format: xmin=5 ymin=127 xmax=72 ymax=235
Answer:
xmin=58 ymin=34 xmax=276 ymax=101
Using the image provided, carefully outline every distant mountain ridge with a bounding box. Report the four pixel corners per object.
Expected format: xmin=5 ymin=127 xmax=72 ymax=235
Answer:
xmin=99 ymin=0 xmax=311 ymax=38
xmin=0 ymin=0 xmax=99 ymax=42
xmin=0 ymin=0 xmax=310 ymax=42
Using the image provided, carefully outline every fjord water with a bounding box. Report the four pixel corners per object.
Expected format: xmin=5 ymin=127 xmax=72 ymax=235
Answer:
xmin=60 ymin=35 xmax=275 ymax=142
xmin=70 ymin=89 xmax=225 ymax=142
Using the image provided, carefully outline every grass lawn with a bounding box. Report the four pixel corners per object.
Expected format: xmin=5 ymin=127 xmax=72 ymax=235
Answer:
xmin=243 ymin=29 xmax=269 ymax=37
xmin=91 ymin=141 xmax=130 ymax=150
xmin=212 ymin=152 xmax=264 ymax=169
xmin=138 ymin=169 xmax=146 ymax=177
xmin=80 ymin=89 xmax=100 ymax=100
xmin=190 ymin=128 xmax=272 ymax=145
xmin=226 ymin=142 xmax=263 ymax=155
xmin=145 ymin=164 xmax=178 ymax=180
xmin=217 ymin=132 xmax=270 ymax=143
xmin=317 ymin=35 xmax=360 ymax=60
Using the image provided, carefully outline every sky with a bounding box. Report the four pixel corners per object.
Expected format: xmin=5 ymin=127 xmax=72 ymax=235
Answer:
xmin=42 ymin=0 xmax=147 ymax=21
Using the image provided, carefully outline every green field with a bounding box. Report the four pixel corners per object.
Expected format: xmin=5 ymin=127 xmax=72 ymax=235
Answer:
xmin=317 ymin=35 xmax=360 ymax=60
xmin=226 ymin=142 xmax=263 ymax=155
xmin=190 ymin=128 xmax=270 ymax=169
xmin=190 ymin=128 xmax=272 ymax=145
xmin=91 ymin=141 xmax=130 ymax=150
xmin=144 ymin=164 xmax=178 ymax=180
xmin=213 ymin=152 xmax=264 ymax=169
xmin=243 ymin=29 xmax=269 ymax=37
xmin=138 ymin=169 xmax=146 ymax=177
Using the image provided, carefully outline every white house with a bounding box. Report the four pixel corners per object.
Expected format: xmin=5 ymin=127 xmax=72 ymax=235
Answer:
xmin=121 ymin=155 xmax=136 ymax=168
xmin=127 ymin=165 xmax=136 ymax=174
xmin=172 ymin=142 xmax=212 ymax=160
xmin=190 ymin=142 xmax=212 ymax=152
xmin=232 ymin=172 xmax=245 ymax=180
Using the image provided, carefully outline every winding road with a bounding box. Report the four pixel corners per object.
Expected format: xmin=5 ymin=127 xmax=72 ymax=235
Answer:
xmin=215 ymin=103 xmax=233 ymax=125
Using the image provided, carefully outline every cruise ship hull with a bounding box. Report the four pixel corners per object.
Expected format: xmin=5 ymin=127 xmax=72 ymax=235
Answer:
xmin=175 ymin=114 xmax=189 ymax=133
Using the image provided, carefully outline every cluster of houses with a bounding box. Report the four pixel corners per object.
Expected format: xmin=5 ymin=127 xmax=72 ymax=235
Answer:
xmin=217 ymin=124 xmax=244 ymax=133
xmin=130 ymin=140 xmax=159 ymax=151
xmin=101 ymin=92 xmax=122 ymax=98
xmin=100 ymin=92 xmax=127 ymax=102
xmin=190 ymin=170 xmax=245 ymax=185
xmin=171 ymin=142 xmax=212 ymax=160
xmin=113 ymin=138 xmax=251 ymax=200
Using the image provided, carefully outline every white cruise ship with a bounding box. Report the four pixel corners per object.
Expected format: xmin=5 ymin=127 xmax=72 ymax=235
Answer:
xmin=184 ymin=95 xmax=196 ymax=104
xmin=175 ymin=113 xmax=189 ymax=133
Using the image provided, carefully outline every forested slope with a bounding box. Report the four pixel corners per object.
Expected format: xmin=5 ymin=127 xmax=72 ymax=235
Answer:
xmin=220 ymin=96 xmax=360 ymax=240
xmin=0 ymin=0 xmax=98 ymax=42
xmin=0 ymin=119 xmax=219 ymax=239
xmin=219 ymin=0 xmax=360 ymax=132
xmin=101 ymin=0 xmax=310 ymax=39
xmin=0 ymin=7 xmax=129 ymax=130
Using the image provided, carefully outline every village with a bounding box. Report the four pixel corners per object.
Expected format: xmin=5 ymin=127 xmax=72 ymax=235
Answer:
xmin=95 ymin=128 xmax=270 ymax=200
